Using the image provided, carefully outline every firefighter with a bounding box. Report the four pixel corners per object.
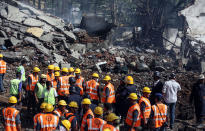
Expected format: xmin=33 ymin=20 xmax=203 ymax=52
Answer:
xmin=2 ymin=96 xmax=21 ymax=131
xmin=65 ymin=101 xmax=79 ymax=131
xmin=47 ymin=65 xmax=55 ymax=81
xmin=85 ymin=73 xmax=100 ymax=105
xmin=125 ymin=93 xmax=141 ymax=130
xmin=26 ymin=67 xmax=40 ymax=113
xmin=85 ymin=106 xmax=107 ymax=131
xmin=81 ymin=98 xmax=94 ymax=131
xmin=36 ymin=104 xmax=60 ymax=130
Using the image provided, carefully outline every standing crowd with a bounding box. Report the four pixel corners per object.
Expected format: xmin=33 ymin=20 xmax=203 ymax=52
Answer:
xmin=0 ymin=53 xmax=204 ymax=131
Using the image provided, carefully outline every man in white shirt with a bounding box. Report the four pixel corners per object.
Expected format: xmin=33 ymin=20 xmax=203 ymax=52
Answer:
xmin=162 ymin=73 xmax=181 ymax=129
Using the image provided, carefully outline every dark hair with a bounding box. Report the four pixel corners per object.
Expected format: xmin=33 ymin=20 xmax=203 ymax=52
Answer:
xmin=21 ymin=60 xmax=27 ymax=65
xmin=46 ymin=81 xmax=51 ymax=87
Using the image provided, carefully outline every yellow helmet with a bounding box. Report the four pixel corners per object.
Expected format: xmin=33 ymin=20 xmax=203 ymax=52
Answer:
xmin=9 ymin=96 xmax=17 ymax=104
xmin=75 ymin=68 xmax=81 ymax=74
xmin=48 ymin=65 xmax=54 ymax=70
xmin=58 ymin=100 xmax=67 ymax=106
xmin=106 ymin=113 xmax=119 ymax=122
xmin=81 ymin=98 xmax=91 ymax=105
xmin=92 ymin=73 xmax=99 ymax=78
xmin=61 ymin=67 xmax=68 ymax=73
xmin=41 ymin=74 xmax=47 ymax=79
xmin=128 ymin=93 xmax=138 ymax=100
xmin=40 ymin=102 xmax=47 ymax=109
xmin=54 ymin=66 xmax=60 ymax=71
xmin=94 ymin=106 xmax=103 ymax=115
xmin=68 ymin=67 xmax=75 ymax=73
xmin=69 ymin=101 xmax=78 ymax=108
xmin=0 ymin=54 xmax=3 ymax=58
xmin=125 ymin=76 xmax=134 ymax=84
xmin=33 ymin=67 xmax=40 ymax=72
xmin=103 ymin=75 xmax=111 ymax=81
xmin=54 ymin=72 xmax=60 ymax=77
xmin=61 ymin=120 xmax=71 ymax=130
xmin=143 ymin=87 xmax=151 ymax=93
xmin=103 ymin=128 xmax=111 ymax=131
xmin=44 ymin=104 xmax=54 ymax=112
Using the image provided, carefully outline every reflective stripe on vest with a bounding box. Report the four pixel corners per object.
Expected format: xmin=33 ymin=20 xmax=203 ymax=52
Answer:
xmin=26 ymin=74 xmax=39 ymax=91
xmin=86 ymin=80 xmax=99 ymax=100
xmin=139 ymin=96 xmax=151 ymax=119
xmin=125 ymin=103 xmax=141 ymax=127
xmin=0 ymin=60 xmax=6 ymax=74
xmin=34 ymin=113 xmax=41 ymax=128
xmin=58 ymin=76 xmax=69 ymax=96
xmin=10 ymin=79 xmax=21 ymax=95
xmin=81 ymin=109 xmax=94 ymax=129
xmin=47 ymin=73 xmax=55 ymax=81
xmin=51 ymin=80 xmax=58 ymax=89
xmin=76 ymin=77 xmax=84 ymax=88
xmin=43 ymin=88 xmax=56 ymax=105
xmin=152 ymin=104 xmax=167 ymax=128
xmin=101 ymin=83 xmax=115 ymax=103
xmin=2 ymin=107 xmax=19 ymax=131
xmin=39 ymin=114 xmax=58 ymax=129
xmin=53 ymin=109 xmax=61 ymax=117
xmin=87 ymin=118 xmax=106 ymax=131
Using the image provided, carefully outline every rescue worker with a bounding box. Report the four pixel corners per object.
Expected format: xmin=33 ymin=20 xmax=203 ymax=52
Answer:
xmin=68 ymin=67 xmax=75 ymax=78
xmin=59 ymin=119 xmax=71 ymax=131
xmin=42 ymin=81 xmax=58 ymax=105
xmin=26 ymin=67 xmax=40 ymax=113
xmin=149 ymin=93 xmax=168 ymax=131
xmin=75 ymin=68 xmax=85 ymax=95
xmin=0 ymin=53 xmax=6 ymax=92
xmin=85 ymin=106 xmax=107 ymax=131
xmin=125 ymin=93 xmax=141 ymax=130
xmin=150 ymin=71 xmax=163 ymax=105
xmin=54 ymin=66 xmax=60 ymax=73
xmin=54 ymin=100 xmax=68 ymax=118
xmin=81 ymin=98 xmax=94 ymax=131
xmin=86 ymin=73 xmax=100 ymax=105
xmin=34 ymin=74 xmax=47 ymax=112
xmin=36 ymin=104 xmax=60 ymax=130
xmin=47 ymin=65 xmax=55 ymax=81
xmin=101 ymin=75 xmax=115 ymax=111
xmin=17 ymin=59 xmax=26 ymax=83
xmin=57 ymin=67 xmax=69 ymax=100
xmin=2 ymin=96 xmax=21 ymax=131
xmin=52 ymin=72 xmax=60 ymax=89
xmin=65 ymin=101 xmax=79 ymax=131
xmin=190 ymin=74 xmax=205 ymax=124
xmin=33 ymin=102 xmax=47 ymax=129
xmin=100 ymin=113 xmax=119 ymax=131
xmin=139 ymin=87 xmax=151 ymax=129
xmin=9 ymin=70 xmax=22 ymax=103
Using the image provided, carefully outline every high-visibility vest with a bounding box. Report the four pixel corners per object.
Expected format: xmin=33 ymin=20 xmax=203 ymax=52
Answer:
xmin=58 ymin=76 xmax=69 ymax=96
xmin=43 ymin=88 xmax=56 ymax=105
xmin=86 ymin=80 xmax=99 ymax=100
xmin=65 ymin=112 xmax=77 ymax=129
xmin=51 ymin=79 xmax=58 ymax=89
xmin=0 ymin=60 xmax=6 ymax=74
xmin=47 ymin=73 xmax=55 ymax=81
xmin=76 ymin=76 xmax=84 ymax=95
xmin=152 ymin=104 xmax=168 ymax=128
xmin=101 ymin=83 xmax=115 ymax=103
xmin=37 ymin=113 xmax=59 ymax=131
xmin=53 ymin=109 xmax=62 ymax=117
xmin=33 ymin=113 xmax=42 ymax=129
xmin=26 ymin=74 xmax=39 ymax=91
xmin=17 ymin=65 xmax=26 ymax=82
xmin=100 ymin=124 xmax=119 ymax=131
xmin=125 ymin=103 xmax=141 ymax=127
xmin=2 ymin=107 xmax=19 ymax=131
xmin=81 ymin=109 xmax=94 ymax=131
xmin=139 ymin=96 xmax=151 ymax=119
xmin=87 ymin=118 xmax=106 ymax=131
xmin=10 ymin=79 xmax=21 ymax=95
xmin=36 ymin=83 xmax=46 ymax=98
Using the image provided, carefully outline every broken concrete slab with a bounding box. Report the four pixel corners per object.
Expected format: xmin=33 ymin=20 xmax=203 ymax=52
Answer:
xmin=70 ymin=44 xmax=86 ymax=54
xmin=23 ymin=18 xmax=45 ymax=27
xmin=0 ymin=8 xmax=7 ymax=18
xmin=3 ymin=51 xmax=24 ymax=63
xmin=60 ymin=62 xmax=71 ymax=68
xmin=4 ymin=37 xmax=22 ymax=47
xmin=0 ymin=30 xmax=7 ymax=38
xmin=70 ymin=50 xmax=82 ymax=59
xmin=27 ymin=27 xmax=44 ymax=38
xmin=115 ymin=57 xmax=125 ymax=63
xmin=137 ymin=63 xmax=150 ymax=72
xmin=39 ymin=33 xmax=54 ymax=42
xmin=96 ymin=61 xmax=107 ymax=73
xmin=53 ymin=53 xmax=64 ymax=64
xmin=63 ymin=31 xmax=76 ymax=41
